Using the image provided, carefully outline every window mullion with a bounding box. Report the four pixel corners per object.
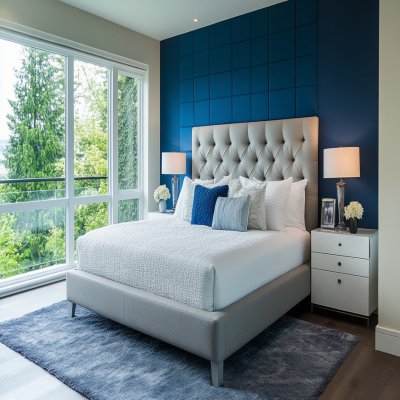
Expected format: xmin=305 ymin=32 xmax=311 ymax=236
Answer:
xmin=110 ymin=66 xmax=119 ymax=224
xmin=138 ymin=78 xmax=144 ymax=220
xmin=65 ymin=56 xmax=75 ymax=266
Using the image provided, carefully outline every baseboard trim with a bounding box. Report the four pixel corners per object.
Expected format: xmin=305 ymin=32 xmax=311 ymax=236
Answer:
xmin=376 ymin=325 xmax=400 ymax=358
xmin=0 ymin=272 xmax=66 ymax=298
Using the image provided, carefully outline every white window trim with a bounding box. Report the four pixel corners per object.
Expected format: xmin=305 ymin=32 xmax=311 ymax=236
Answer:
xmin=0 ymin=17 xmax=148 ymax=71
xmin=0 ymin=22 xmax=147 ymax=297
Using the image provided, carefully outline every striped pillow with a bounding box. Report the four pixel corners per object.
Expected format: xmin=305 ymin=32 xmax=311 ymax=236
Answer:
xmin=212 ymin=195 xmax=251 ymax=232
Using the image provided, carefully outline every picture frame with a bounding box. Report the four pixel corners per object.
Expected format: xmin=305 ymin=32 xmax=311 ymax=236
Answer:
xmin=321 ymin=198 xmax=336 ymax=229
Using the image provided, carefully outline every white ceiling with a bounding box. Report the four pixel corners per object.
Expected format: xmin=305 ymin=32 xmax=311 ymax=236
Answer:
xmin=60 ymin=0 xmax=286 ymax=41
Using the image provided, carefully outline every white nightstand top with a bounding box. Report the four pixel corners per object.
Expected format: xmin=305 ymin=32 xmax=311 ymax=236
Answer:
xmin=148 ymin=211 xmax=175 ymax=220
xmin=313 ymin=227 xmax=378 ymax=238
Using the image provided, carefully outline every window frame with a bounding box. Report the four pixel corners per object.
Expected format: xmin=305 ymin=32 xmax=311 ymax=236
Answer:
xmin=0 ymin=28 xmax=145 ymax=295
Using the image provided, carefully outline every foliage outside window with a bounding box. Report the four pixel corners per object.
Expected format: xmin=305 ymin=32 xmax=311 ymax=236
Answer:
xmin=0 ymin=38 xmax=141 ymax=280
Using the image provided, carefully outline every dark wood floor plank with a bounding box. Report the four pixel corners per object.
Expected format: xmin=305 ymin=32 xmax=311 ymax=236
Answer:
xmin=287 ymin=299 xmax=400 ymax=400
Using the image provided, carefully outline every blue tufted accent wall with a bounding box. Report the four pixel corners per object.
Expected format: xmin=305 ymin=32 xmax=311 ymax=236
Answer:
xmin=160 ymin=0 xmax=378 ymax=229
xmin=178 ymin=0 xmax=318 ymax=152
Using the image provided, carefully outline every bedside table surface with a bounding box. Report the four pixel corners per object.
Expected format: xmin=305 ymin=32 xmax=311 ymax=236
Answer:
xmin=148 ymin=211 xmax=175 ymax=220
xmin=313 ymin=227 xmax=378 ymax=238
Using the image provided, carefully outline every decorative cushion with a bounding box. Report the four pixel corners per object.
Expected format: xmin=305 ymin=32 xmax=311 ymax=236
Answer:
xmin=183 ymin=175 xmax=231 ymax=223
xmin=212 ymin=195 xmax=251 ymax=232
xmin=233 ymin=185 xmax=267 ymax=230
xmin=241 ymin=176 xmax=293 ymax=231
xmin=284 ymin=179 xmax=308 ymax=231
xmin=228 ymin=178 xmax=242 ymax=198
xmin=191 ymin=185 xmax=229 ymax=227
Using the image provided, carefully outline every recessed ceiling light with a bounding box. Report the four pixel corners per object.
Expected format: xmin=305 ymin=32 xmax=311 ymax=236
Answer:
xmin=194 ymin=19 xmax=199 ymax=22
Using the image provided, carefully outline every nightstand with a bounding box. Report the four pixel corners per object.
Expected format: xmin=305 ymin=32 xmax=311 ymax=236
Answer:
xmin=148 ymin=211 xmax=175 ymax=220
xmin=311 ymin=228 xmax=378 ymax=326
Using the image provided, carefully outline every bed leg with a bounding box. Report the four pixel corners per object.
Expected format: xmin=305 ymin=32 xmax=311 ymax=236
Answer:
xmin=211 ymin=361 xmax=224 ymax=387
xmin=68 ymin=301 xmax=76 ymax=318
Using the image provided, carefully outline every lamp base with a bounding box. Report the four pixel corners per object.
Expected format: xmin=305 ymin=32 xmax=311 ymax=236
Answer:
xmin=336 ymin=179 xmax=346 ymax=230
xmin=171 ymin=176 xmax=179 ymax=211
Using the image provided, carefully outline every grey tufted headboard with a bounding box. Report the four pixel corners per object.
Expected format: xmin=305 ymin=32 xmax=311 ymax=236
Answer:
xmin=192 ymin=116 xmax=319 ymax=232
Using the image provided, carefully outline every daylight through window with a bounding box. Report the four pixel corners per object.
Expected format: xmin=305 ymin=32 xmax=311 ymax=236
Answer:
xmin=0 ymin=34 xmax=143 ymax=283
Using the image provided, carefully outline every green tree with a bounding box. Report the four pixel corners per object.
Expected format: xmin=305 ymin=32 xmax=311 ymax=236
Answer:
xmin=73 ymin=63 xmax=108 ymax=252
xmin=0 ymin=49 xmax=139 ymax=278
xmin=0 ymin=47 xmax=66 ymax=274
xmin=118 ymin=75 xmax=139 ymax=222
xmin=0 ymin=214 xmax=22 ymax=279
xmin=3 ymin=47 xmax=65 ymax=201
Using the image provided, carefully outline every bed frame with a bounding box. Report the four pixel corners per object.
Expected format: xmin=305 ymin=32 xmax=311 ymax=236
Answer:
xmin=66 ymin=116 xmax=319 ymax=387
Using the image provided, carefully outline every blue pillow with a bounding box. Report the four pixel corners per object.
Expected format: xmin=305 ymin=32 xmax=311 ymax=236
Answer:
xmin=191 ymin=185 xmax=229 ymax=227
xmin=212 ymin=195 xmax=251 ymax=232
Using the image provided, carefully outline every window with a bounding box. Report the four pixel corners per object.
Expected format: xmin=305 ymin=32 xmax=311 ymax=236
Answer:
xmin=74 ymin=60 xmax=109 ymax=198
xmin=0 ymin=31 xmax=144 ymax=289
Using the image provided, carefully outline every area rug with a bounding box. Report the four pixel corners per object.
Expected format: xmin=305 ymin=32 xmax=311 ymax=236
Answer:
xmin=0 ymin=301 xmax=358 ymax=400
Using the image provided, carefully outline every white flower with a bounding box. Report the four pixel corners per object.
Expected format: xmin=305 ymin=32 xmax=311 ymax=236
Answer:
xmin=154 ymin=185 xmax=171 ymax=203
xmin=344 ymin=201 xmax=364 ymax=220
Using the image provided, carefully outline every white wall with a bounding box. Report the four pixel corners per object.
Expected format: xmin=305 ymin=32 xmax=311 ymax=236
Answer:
xmin=0 ymin=0 xmax=160 ymax=216
xmin=376 ymin=0 xmax=400 ymax=356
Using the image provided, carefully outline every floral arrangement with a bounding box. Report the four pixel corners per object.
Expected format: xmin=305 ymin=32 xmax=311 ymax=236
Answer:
xmin=344 ymin=201 xmax=364 ymax=220
xmin=154 ymin=185 xmax=171 ymax=203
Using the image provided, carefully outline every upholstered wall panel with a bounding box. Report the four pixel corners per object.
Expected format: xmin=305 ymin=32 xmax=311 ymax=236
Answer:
xmin=178 ymin=0 xmax=318 ymax=154
xmin=317 ymin=0 xmax=378 ymax=229
xmin=160 ymin=0 xmax=379 ymax=228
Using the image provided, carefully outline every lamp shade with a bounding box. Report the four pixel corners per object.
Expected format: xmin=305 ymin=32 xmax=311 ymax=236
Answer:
xmin=162 ymin=152 xmax=186 ymax=175
xmin=324 ymin=147 xmax=360 ymax=178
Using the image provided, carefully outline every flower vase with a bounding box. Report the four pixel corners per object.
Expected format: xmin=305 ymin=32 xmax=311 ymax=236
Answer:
xmin=349 ymin=218 xmax=358 ymax=234
xmin=159 ymin=200 xmax=167 ymax=213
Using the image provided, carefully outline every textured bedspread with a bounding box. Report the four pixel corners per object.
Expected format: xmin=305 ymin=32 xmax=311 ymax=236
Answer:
xmin=77 ymin=218 xmax=310 ymax=311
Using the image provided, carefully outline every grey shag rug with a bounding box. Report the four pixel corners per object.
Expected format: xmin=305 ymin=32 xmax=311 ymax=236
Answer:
xmin=0 ymin=301 xmax=358 ymax=400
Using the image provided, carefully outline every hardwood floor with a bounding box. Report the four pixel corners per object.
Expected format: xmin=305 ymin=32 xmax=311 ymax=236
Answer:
xmin=1 ymin=282 xmax=400 ymax=400
xmin=287 ymin=301 xmax=400 ymax=400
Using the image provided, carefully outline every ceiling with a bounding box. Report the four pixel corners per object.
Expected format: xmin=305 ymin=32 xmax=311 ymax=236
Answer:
xmin=59 ymin=0 xmax=286 ymax=41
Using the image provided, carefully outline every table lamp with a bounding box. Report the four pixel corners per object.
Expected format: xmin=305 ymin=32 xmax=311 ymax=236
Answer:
xmin=162 ymin=151 xmax=186 ymax=211
xmin=324 ymin=147 xmax=360 ymax=230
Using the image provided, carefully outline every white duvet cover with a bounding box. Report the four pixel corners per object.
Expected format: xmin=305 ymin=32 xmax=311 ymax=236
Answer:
xmin=77 ymin=218 xmax=310 ymax=311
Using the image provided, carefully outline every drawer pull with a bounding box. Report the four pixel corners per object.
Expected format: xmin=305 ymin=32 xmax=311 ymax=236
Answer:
xmin=338 ymin=243 xmax=342 ymax=247
xmin=338 ymin=262 xmax=342 ymax=266
xmin=338 ymin=279 xmax=342 ymax=284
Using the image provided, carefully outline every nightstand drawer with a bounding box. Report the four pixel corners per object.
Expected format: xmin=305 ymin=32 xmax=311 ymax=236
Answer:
xmin=311 ymin=252 xmax=369 ymax=277
xmin=311 ymin=231 xmax=370 ymax=259
xmin=311 ymin=269 xmax=369 ymax=316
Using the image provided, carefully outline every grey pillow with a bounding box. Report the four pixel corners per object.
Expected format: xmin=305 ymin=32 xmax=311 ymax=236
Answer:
xmin=212 ymin=195 xmax=251 ymax=232
xmin=234 ymin=185 xmax=267 ymax=230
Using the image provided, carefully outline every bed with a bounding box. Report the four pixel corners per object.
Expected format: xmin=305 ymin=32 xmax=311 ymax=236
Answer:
xmin=66 ymin=116 xmax=319 ymax=387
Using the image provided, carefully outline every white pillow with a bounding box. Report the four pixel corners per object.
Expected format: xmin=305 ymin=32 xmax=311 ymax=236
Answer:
xmin=194 ymin=174 xmax=232 ymax=185
xmin=285 ymin=179 xmax=307 ymax=231
xmin=174 ymin=176 xmax=192 ymax=220
xmin=182 ymin=175 xmax=231 ymax=223
xmin=241 ymin=176 xmax=293 ymax=231
xmin=233 ymin=185 xmax=266 ymax=230
xmin=194 ymin=178 xmax=215 ymax=185
xmin=251 ymin=178 xmax=307 ymax=230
